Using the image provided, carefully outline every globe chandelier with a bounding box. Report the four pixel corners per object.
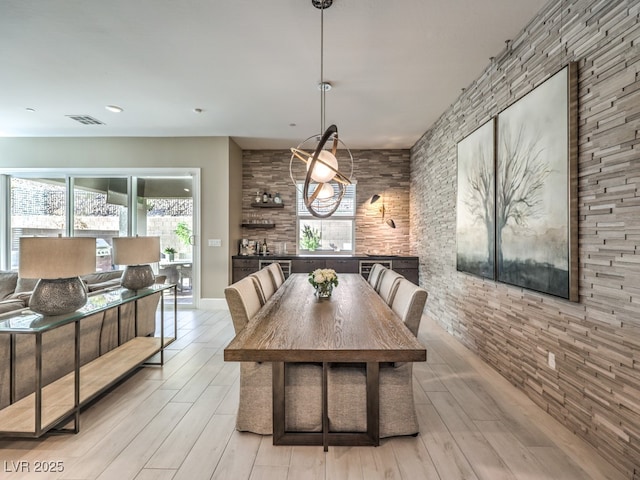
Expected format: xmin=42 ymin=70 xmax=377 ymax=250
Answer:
xmin=290 ymin=0 xmax=353 ymax=219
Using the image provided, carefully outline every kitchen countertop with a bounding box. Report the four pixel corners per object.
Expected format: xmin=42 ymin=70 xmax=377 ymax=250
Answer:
xmin=232 ymin=254 xmax=418 ymax=259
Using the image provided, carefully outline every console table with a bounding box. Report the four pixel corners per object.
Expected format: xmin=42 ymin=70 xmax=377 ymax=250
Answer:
xmin=0 ymin=284 xmax=177 ymax=438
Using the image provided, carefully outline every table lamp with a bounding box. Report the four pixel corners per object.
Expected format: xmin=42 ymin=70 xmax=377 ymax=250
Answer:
xmin=19 ymin=237 xmax=96 ymax=316
xmin=112 ymin=236 xmax=160 ymax=290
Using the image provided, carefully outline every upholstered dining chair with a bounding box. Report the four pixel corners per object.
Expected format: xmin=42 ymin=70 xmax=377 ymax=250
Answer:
xmin=391 ymin=278 xmax=429 ymax=337
xmin=224 ymin=276 xmax=322 ymax=434
xmin=367 ymin=263 xmax=386 ymax=290
xmin=266 ymin=262 xmax=285 ymax=289
xmin=224 ymin=275 xmax=263 ymax=334
xmin=328 ymin=277 xmax=428 ymax=438
xmin=250 ymin=267 xmax=277 ymax=305
xmin=376 ymin=269 xmax=404 ymax=305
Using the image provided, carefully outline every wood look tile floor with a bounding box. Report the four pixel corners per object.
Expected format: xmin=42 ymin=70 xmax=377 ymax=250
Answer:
xmin=0 ymin=309 xmax=625 ymax=480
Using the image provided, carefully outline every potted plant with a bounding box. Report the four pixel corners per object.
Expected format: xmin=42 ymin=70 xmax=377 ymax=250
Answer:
xmin=301 ymin=225 xmax=321 ymax=252
xmin=163 ymin=247 xmax=177 ymax=262
xmin=175 ymin=222 xmax=192 ymax=246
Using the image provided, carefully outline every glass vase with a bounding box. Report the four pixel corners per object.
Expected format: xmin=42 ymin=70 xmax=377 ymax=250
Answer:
xmin=315 ymin=283 xmax=333 ymax=298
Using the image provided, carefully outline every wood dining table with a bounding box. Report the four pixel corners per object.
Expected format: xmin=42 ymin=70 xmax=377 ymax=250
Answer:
xmin=223 ymin=273 xmax=426 ymax=450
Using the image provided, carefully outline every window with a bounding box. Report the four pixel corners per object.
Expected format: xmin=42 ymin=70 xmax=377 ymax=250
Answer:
xmin=296 ymin=182 xmax=356 ymax=254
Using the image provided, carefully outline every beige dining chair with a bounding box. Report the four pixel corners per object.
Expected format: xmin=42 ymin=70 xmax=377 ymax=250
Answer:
xmin=376 ymin=269 xmax=404 ymax=305
xmin=224 ymin=276 xmax=263 ymax=334
xmin=250 ymin=267 xmax=277 ymax=305
xmin=367 ymin=263 xmax=386 ymax=290
xmin=224 ymin=276 xmax=322 ymax=434
xmin=328 ymin=278 xmax=428 ymax=438
xmin=266 ymin=262 xmax=285 ymax=289
xmin=391 ymin=278 xmax=429 ymax=337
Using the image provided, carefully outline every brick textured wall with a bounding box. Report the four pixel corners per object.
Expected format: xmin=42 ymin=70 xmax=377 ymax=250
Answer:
xmin=410 ymin=1 xmax=640 ymax=477
xmin=241 ymin=149 xmax=411 ymax=256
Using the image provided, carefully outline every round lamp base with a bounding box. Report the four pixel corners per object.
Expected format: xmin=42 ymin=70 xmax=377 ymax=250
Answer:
xmin=29 ymin=277 xmax=88 ymax=317
xmin=121 ymin=264 xmax=155 ymax=291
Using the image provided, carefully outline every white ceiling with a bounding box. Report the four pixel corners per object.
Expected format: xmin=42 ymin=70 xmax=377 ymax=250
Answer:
xmin=0 ymin=0 xmax=549 ymax=150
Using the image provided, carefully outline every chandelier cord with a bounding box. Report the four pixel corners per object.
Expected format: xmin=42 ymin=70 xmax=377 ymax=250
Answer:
xmin=320 ymin=4 xmax=325 ymax=134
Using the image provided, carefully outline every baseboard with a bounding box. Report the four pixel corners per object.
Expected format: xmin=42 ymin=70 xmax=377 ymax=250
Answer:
xmin=199 ymin=297 xmax=229 ymax=310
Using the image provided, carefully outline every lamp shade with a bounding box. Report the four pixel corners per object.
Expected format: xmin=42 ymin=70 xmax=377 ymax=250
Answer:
xmin=19 ymin=237 xmax=96 ymax=279
xmin=112 ymin=236 xmax=160 ymax=265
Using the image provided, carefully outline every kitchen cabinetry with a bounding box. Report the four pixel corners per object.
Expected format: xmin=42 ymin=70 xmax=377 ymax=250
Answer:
xmin=232 ymin=256 xmax=419 ymax=285
xmin=325 ymin=258 xmax=359 ymax=273
xmin=233 ymin=257 xmax=259 ymax=282
xmin=291 ymin=258 xmax=326 ymax=273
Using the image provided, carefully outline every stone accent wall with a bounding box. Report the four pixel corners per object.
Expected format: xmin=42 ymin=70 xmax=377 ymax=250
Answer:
xmin=241 ymin=149 xmax=411 ymax=256
xmin=410 ymin=1 xmax=640 ymax=478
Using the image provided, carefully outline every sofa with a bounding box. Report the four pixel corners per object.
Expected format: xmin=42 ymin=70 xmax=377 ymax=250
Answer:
xmin=0 ymin=269 xmax=160 ymax=410
xmin=0 ymin=270 xmax=125 ymax=314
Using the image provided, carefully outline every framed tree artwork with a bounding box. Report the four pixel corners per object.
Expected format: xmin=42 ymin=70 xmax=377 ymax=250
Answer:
xmin=496 ymin=63 xmax=578 ymax=301
xmin=456 ymin=118 xmax=496 ymax=280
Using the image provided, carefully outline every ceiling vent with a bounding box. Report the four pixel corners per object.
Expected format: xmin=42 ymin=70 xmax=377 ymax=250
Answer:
xmin=66 ymin=115 xmax=106 ymax=125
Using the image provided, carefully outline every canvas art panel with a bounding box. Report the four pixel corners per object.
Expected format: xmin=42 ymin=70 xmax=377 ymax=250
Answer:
xmin=456 ymin=119 xmax=495 ymax=279
xmin=496 ymin=64 xmax=577 ymax=300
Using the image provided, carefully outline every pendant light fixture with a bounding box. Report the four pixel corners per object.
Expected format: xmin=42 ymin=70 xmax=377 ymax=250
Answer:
xmin=290 ymin=0 xmax=353 ymax=218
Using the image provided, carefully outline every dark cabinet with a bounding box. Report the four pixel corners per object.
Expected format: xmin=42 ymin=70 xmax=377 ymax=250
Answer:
xmin=233 ymin=258 xmax=259 ymax=282
xmin=232 ymin=256 xmax=419 ymax=285
xmin=325 ymin=258 xmax=359 ymax=273
xmin=291 ymin=258 xmax=326 ymax=273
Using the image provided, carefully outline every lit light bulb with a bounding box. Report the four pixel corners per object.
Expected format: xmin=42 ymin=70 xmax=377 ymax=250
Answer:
xmin=307 ymin=149 xmax=338 ymax=183
xmin=313 ymin=183 xmax=335 ymax=199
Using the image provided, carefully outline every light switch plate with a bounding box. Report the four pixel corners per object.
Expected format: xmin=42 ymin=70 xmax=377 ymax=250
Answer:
xmin=208 ymin=239 xmax=222 ymax=247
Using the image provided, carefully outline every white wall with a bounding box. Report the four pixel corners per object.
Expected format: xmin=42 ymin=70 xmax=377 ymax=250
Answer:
xmin=0 ymin=136 xmax=235 ymax=301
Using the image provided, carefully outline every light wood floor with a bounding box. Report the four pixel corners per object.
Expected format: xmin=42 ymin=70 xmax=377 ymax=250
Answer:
xmin=0 ymin=308 xmax=625 ymax=480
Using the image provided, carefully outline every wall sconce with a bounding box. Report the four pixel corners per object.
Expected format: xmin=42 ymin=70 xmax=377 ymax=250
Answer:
xmin=370 ymin=194 xmax=396 ymax=228
xmin=112 ymin=236 xmax=161 ymax=290
xmin=19 ymin=236 xmax=96 ymax=316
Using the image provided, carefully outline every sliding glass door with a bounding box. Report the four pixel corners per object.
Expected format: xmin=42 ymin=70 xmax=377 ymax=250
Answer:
xmin=138 ymin=176 xmax=194 ymax=306
xmin=9 ymin=177 xmax=66 ymax=269
xmin=6 ymin=172 xmax=197 ymax=308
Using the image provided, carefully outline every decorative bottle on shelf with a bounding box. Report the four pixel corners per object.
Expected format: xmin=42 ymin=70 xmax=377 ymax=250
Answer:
xmin=254 ymin=191 xmax=261 ymax=204
xmin=261 ymin=238 xmax=268 ymax=255
xmin=262 ymin=191 xmax=268 ymax=203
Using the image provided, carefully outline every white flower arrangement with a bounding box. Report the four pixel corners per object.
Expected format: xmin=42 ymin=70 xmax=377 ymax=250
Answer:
xmin=308 ymin=268 xmax=339 ymax=289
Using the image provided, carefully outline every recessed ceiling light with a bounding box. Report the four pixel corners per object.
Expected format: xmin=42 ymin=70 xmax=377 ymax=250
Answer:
xmin=26 ymin=107 xmax=36 ymax=112
xmin=105 ymin=105 xmax=123 ymax=113
xmin=193 ymin=108 xmax=203 ymax=113
xmin=289 ymin=123 xmax=297 ymax=127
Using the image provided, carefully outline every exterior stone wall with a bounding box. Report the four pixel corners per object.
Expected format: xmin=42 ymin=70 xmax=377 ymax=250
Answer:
xmin=241 ymin=149 xmax=411 ymax=256
xmin=410 ymin=1 xmax=640 ymax=477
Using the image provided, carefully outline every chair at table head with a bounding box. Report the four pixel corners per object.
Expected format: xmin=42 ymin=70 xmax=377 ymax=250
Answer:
xmin=390 ymin=278 xmax=428 ymax=337
xmin=224 ymin=276 xmax=263 ymax=334
xmin=250 ymin=267 xmax=277 ymax=304
xmin=224 ymin=273 xmax=322 ymax=436
xmin=266 ymin=262 xmax=285 ymax=289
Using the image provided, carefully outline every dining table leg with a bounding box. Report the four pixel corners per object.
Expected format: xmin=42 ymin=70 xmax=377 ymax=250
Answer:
xmin=271 ymin=360 xmax=380 ymax=449
xmin=366 ymin=362 xmax=380 ymax=445
xmin=272 ymin=361 xmax=285 ymax=443
xmin=322 ymin=362 xmax=329 ymax=452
